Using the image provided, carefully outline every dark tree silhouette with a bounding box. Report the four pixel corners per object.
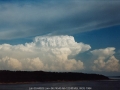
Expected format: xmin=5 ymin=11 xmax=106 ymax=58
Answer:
xmin=0 ymin=70 xmax=109 ymax=83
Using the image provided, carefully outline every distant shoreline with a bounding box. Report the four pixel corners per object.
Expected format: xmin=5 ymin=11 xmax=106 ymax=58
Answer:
xmin=0 ymin=70 xmax=109 ymax=84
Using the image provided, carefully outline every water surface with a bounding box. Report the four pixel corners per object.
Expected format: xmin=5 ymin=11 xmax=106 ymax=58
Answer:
xmin=0 ymin=79 xmax=120 ymax=90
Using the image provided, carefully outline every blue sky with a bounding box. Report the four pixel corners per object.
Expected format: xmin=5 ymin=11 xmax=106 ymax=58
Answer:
xmin=0 ymin=0 xmax=120 ymax=75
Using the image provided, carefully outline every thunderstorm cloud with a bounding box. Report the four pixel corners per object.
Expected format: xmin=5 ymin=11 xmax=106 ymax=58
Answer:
xmin=0 ymin=35 xmax=91 ymax=71
xmin=0 ymin=35 xmax=119 ymax=72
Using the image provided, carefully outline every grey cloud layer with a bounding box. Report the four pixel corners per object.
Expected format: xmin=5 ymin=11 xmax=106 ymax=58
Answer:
xmin=0 ymin=1 xmax=120 ymax=39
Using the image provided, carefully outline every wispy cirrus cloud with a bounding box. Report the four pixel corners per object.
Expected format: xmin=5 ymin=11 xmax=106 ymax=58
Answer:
xmin=0 ymin=1 xmax=120 ymax=39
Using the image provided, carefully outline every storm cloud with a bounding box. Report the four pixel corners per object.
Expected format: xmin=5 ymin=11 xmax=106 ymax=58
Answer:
xmin=0 ymin=35 xmax=119 ymax=72
xmin=0 ymin=35 xmax=91 ymax=71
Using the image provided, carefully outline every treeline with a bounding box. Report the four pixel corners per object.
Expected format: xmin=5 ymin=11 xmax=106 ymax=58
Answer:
xmin=0 ymin=70 xmax=109 ymax=83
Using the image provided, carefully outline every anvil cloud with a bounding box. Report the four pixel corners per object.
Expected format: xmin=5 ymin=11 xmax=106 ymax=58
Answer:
xmin=0 ymin=1 xmax=120 ymax=39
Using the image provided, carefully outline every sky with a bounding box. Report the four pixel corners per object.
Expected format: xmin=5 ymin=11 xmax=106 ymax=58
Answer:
xmin=0 ymin=0 xmax=120 ymax=76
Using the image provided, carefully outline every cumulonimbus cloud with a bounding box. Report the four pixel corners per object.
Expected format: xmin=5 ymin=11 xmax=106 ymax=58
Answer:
xmin=0 ymin=35 xmax=119 ymax=72
xmin=0 ymin=35 xmax=91 ymax=71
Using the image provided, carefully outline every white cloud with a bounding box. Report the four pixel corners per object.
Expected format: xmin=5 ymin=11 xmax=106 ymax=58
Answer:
xmin=105 ymin=56 xmax=119 ymax=71
xmin=0 ymin=35 xmax=91 ymax=71
xmin=0 ymin=35 xmax=120 ymax=72
xmin=0 ymin=57 xmax=22 ymax=70
xmin=91 ymin=47 xmax=115 ymax=57
xmin=91 ymin=47 xmax=120 ymax=72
